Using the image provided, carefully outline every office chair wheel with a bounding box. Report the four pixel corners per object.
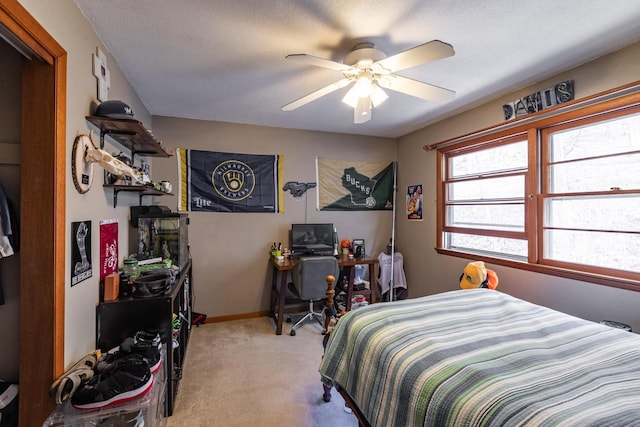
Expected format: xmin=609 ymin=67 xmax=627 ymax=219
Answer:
xmin=290 ymin=330 xmax=296 ymax=336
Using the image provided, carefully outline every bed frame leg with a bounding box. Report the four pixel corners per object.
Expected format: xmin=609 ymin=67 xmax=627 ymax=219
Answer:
xmin=322 ymin=383 xmax=332 ymax=402
xmin=321 ymin=275 xmax=338 ymax=402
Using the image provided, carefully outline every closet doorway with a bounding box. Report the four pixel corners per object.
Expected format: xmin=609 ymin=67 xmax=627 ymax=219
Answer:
xmin=0 ymin=1 xmax=66 ymax=425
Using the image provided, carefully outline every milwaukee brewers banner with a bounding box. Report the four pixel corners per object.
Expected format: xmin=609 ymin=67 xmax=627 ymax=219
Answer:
xmin=316 ymin=157 xmax=395 ymax=211
xmin=177 ymin=149 xmax=283 ymax=213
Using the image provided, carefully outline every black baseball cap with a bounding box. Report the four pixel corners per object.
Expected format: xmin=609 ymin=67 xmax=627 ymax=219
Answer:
xmin=95 ymin=100 xmax=135 ymax=120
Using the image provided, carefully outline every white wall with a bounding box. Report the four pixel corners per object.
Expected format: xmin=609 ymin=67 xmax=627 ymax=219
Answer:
xmin=397 ymin=42 xmax=640 ymax=331
xmin=18 ymin=0 xmax=152 ymax=367
xmin=150 ymin=117 xmax=396 ymax=317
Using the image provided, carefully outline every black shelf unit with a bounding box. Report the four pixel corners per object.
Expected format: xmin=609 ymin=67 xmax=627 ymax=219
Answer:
xmin=96 ymin=260 xmax=192 ymax=417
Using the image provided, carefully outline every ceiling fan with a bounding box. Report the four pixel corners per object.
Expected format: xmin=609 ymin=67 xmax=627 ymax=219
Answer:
xmin=282 ymin=40 xmax=456 ymax=124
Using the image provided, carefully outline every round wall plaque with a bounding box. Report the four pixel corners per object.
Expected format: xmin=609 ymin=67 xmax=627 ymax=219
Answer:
xmin=71 ymin=134 xmax=95 ymax=194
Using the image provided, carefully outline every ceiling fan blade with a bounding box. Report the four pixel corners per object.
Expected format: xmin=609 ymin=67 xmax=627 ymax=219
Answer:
xmin=374 ymin=40 xmax=454 ymax=73
xmin=379 ymin=75 xmax=455 ymax=104
xmin=286 ymin=54 xmax=353 ymax=72
xmin=282 ymin=78 xmax=352 ymax=111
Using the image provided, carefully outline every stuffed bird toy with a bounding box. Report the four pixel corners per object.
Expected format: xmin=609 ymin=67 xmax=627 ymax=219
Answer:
xmin=459 ymin=261 xmax=499 ymax=290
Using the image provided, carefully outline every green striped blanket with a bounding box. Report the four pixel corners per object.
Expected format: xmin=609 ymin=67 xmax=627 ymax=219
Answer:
xmin=319 ymin=289 xmax=640 ymax=426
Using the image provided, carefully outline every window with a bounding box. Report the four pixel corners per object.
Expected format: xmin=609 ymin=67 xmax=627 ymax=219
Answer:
xmin=541 ymin=110 xmax=640 ymax=277
xmin=437 ymin=93 xmax=640 ymax=290
xmin=443 ymin=136 xmax=529 ymax=259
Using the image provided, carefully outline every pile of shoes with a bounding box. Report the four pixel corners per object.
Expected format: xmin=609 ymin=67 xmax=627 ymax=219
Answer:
xmin=49 ymin=331 xmax=162 ymax=410
xmin=97 ymin=331 xmax=163 ymax=375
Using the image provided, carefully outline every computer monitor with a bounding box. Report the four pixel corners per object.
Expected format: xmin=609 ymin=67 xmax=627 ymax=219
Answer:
xmin=290 ymin=223 xmax=335 ymax=256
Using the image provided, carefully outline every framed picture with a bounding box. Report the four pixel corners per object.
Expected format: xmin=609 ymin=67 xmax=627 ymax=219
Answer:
xmin=407 ymin=184 xmax=423 ymax=221
xmin=352 ymin=239 xmax=365 ymax=258
xmin=141 ymin=159 xmax=151 ymax=178
xmin=71 ymin=221 xmax=92 ymax=286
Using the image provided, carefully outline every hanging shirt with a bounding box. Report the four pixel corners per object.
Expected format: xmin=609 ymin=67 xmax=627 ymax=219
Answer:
xmin=377 ymin=252 xmax=407 ymax=295
xmin=0 ymin=183 xmax=16 ymax=258
xmin=0 ymin=183 xmax=18 ymax=305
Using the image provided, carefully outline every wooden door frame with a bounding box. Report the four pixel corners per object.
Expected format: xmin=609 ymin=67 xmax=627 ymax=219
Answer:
xmin=0 ymin=1 xmax=66 ymax=425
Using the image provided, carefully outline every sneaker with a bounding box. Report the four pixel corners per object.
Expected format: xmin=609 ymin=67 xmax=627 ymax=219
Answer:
xmin=71 ymin=354 xmax=153 ymax=410
xmin=134 ymin=330 xmax=160 ymax=347
xmin=129 ymin=332 xmax=162 ymax=374
xmin=49 ymin=350 xmax=100 ymax=404
xmin=98 ymin=332 xmax=162 ymax=374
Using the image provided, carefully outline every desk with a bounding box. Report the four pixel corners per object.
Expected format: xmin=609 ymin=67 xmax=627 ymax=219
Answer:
xmin=270 ymin=256 xmax=378 ymax=335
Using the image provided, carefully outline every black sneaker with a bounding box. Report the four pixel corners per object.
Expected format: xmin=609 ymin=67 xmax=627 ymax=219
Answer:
xmin=98 ymin=332 xmax=162 ymax=374
xmin=128 ymin=331 xmax=162 ymax=373
xmin=72 ymin=353 xmax=153 ymax=410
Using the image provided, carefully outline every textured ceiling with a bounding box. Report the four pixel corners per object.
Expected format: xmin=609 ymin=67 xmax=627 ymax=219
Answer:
xmin=74 ymin=0 xmax=640 ymax=138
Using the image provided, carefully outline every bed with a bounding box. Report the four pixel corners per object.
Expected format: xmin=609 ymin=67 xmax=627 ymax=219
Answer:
xmin=319 ymin=289 xmax=640 ymax=427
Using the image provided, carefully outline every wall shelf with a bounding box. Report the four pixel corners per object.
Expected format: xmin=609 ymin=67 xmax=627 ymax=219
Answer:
xmin=85 ymin=115 xmax=172 ymax=161
xmin=104 ymin=184 xmax=173 ymax=208
xmin=86 ymin=115 xmax=175 ymax=207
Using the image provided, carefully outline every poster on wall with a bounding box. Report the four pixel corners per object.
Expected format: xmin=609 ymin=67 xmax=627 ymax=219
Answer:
xmin=100 ymin=219 xmax=118 ymax=280
xmin=176 ymin=149 xmax=284 ymax=213
xmin=71 ymin=221 xmax=92 ymax=286
xmin=407 ymin=184 xmax=423 ymax=221
xmin=316 ymin=157 xmax=395 ymax=211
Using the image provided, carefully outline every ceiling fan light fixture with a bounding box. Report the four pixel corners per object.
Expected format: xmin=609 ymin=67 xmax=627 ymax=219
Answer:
xmin=377 ymin=75 xmax=393 ymax=89
xmin=370 ymin=83 xmax=388 ymax=107
xmin=354 ymin=71 xmax=373 ymax=98
xmin=342 ymin=85 xmax=360 ymax=108
xmin=284 ymin=39 xmax=455 ymax=124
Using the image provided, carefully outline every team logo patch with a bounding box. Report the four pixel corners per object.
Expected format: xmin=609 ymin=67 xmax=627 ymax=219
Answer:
xmin=212 ymin=160 xmax=255 ymax=201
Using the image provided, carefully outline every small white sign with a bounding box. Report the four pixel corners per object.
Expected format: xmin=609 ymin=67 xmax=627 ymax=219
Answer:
xmin=92 ymin=48 xmax=111 ymax=101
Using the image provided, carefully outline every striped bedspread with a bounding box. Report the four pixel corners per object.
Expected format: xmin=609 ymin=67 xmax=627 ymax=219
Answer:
xmin=319 ymin=289 xmax=640 ymax=426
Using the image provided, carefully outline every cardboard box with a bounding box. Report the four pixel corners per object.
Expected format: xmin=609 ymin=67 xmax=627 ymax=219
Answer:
xmin=104 ymin=273 xmax=119 ymax=301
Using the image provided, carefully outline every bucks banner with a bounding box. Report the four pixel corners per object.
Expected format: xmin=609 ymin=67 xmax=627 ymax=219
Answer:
xmin=316 ymin=157 xmax=395 ymax=211
xmin=177 ymin=149 xmax=283 ymax=213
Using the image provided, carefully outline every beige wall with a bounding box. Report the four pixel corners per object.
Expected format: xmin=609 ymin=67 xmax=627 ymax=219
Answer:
xmin=151 ymin=117 xmax=396 ymax=317
xmin=18 ymin=0 xmax=152 ymax=367
xmin=397 ymin=41 xmax=640 ymax=331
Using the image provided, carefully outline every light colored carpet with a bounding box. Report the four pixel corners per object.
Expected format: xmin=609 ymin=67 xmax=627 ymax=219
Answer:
xmin=166 ymin=316 xmax=359 ymax=427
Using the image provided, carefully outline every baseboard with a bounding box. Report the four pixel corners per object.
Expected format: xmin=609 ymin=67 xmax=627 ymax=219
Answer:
xmin=204 ymin=310 xmax=270 ymax=323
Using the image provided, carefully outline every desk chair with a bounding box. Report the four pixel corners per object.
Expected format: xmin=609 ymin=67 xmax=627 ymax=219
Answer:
xmin=288 ymin=256 xmax=339 ymax=336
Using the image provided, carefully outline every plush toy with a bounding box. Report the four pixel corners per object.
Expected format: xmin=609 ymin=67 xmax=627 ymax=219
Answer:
xmin=459 ymin=261 xmax=499 ymax=290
